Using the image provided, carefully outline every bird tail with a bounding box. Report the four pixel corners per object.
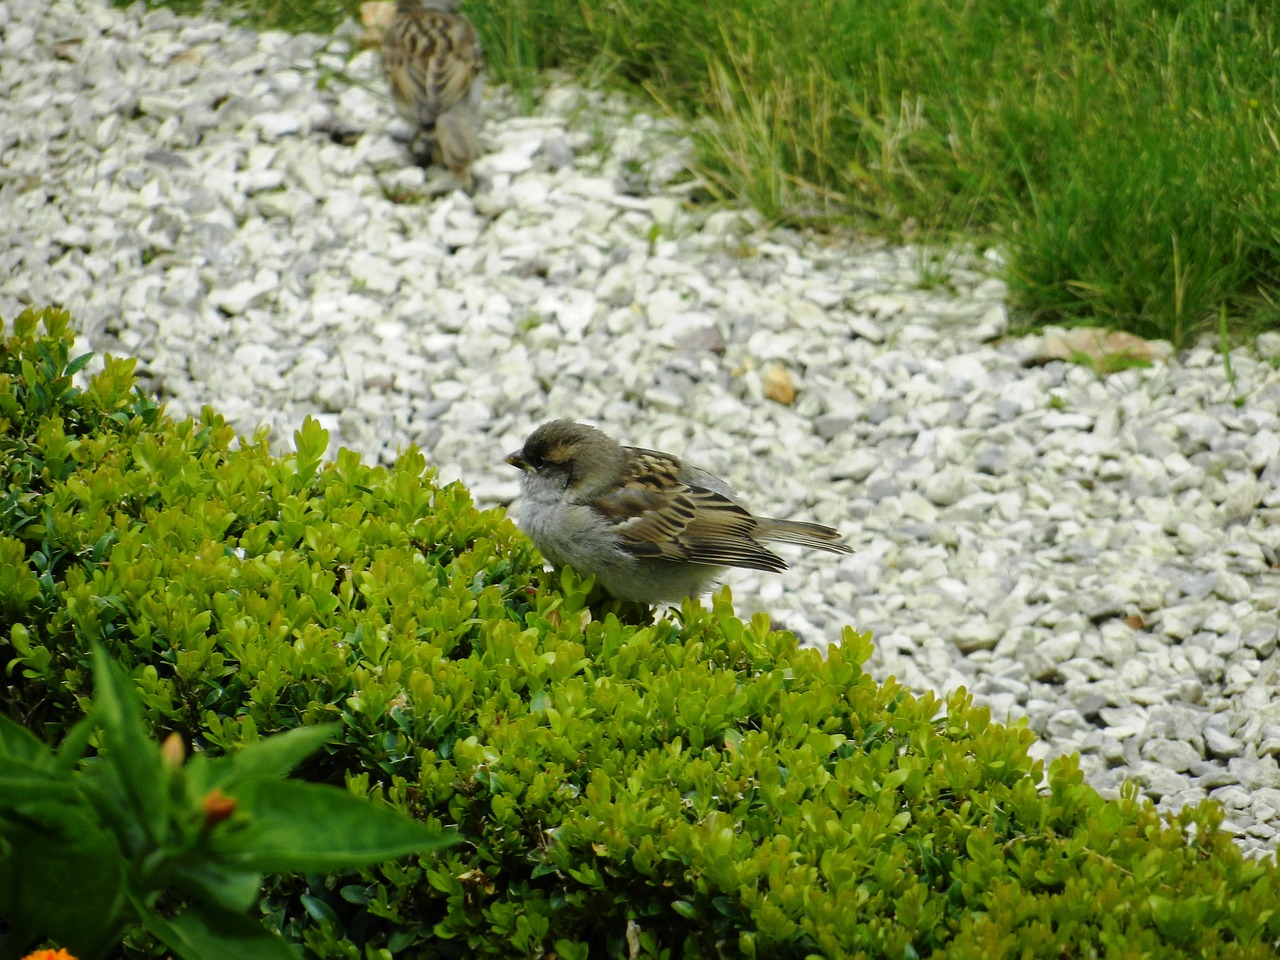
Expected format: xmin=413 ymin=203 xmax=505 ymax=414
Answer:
xmin=433 ymin=111 xmax=482 ymax=179
xmin=756 ymin=518 xmax=852 ymax=554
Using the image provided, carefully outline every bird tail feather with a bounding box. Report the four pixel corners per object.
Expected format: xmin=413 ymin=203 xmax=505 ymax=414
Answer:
xmin=756 ymin=518 xmax=852 ymax=554
xmin=434 ymin=111 xmax=481 ymax=178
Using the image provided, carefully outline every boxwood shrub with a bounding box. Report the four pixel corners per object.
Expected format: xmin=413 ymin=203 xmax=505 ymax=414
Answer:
xmin=2 ymin=307 xmax=1278 ymax=958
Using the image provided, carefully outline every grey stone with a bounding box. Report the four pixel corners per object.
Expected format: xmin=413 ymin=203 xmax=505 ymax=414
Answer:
xmin=814 ymin=413 xmax=858 ymax=441
xmin=1140 ymin=738 xmax=1201 ymax=772
xmin=1204 ymin=727 xmax=1244 ymax=759
xmin=1133 ymin=763 xmax=1191 ymax=800
xmin=922 ymin=466 xmax=970 ymax=507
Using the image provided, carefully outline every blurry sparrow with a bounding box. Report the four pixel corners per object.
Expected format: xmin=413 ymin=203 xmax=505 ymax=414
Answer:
xmin=382 ymin=0 xmax=484 ymax=185
xmin=505 ymin=420 xmax=852 ymax=604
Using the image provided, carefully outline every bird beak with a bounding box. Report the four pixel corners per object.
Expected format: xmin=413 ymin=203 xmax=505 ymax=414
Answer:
xmin=505 ymin=450 xmax=530 ymax=471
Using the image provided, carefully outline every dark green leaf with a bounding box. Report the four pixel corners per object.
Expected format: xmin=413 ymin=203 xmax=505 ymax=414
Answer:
xmin=0 ymin=763 xmax=81 ymax=805
xmin=172 ymin=861 xmax=265 ymax=914
xmin=90 ymin=644 xmax=166 ymax=839
xmin=222 ymin=723 xmax=340 ymax=783
xmin=300 ymin=892 xmax=339 ymax=924
xmin=339 ymin=884 xmax=373 ymax=904
xmin=53 ymin=710 xmax=100 ymax=771
xmin=0 ymin=714 xmax=51 ymax=765
xmin=220 ymin=779 xmax=458 ymax=873
xmin=387 ymin=926 xmax=421 ymax=952
xmin=65 ymin=350 xmax=95 ymax=376
xmin=142 ymin=902 xmax=298 ymax=960
xmin=0 ymin=802 xmax=126 ymax=959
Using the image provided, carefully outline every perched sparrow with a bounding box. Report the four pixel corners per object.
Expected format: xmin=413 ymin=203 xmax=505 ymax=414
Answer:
xmin=505 ymin=420 xmax=852 ymax=604
xmin=382 ymin=0 xmax=484 ymax=185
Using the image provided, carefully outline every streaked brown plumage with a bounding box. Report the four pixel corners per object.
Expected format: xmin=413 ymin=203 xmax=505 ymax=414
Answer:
xmin=382 ymin=0 xmax=484 ymax=184
xmin=505 ymin=420 xmax=852 ymax=604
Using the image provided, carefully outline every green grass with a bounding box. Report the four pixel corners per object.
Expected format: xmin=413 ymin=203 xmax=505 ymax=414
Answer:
xmin=120 ymin=0 xmax=1280 ymax=346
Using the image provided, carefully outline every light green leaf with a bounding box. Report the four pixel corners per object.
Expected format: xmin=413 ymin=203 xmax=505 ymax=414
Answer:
xmin=292 ymin=416 xmax=329 ymax=485
xmin=881 ymin=768 xmax=910 ymax=791
xmin=887 ymin=811 xmax=912 ymax=834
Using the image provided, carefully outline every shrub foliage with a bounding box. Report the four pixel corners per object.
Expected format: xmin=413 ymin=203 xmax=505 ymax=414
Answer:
xmin=1 ymin=309 xmax=1278 ymax=958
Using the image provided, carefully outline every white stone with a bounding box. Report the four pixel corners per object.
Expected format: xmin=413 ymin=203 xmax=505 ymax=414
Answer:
xmin=482 ymin=138 xmax=542 ymax=175
xmin=253 ymin=111 xmax=303 ymax=141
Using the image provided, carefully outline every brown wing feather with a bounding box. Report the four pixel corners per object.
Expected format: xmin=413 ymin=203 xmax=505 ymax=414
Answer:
xmin=589 ymin=452 xmax=788 ymax=573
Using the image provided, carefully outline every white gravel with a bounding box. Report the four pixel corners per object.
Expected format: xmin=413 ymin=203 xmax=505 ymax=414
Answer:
xmin=4 ymin=0 xmax=1280 ymax=854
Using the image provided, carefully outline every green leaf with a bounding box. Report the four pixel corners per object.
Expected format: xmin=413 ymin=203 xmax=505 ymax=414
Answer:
xmin=171 ymin=861 xmax=266 ymax=914
xmin=0 ymin=801 xmax=126 ymax=959
xmin=292 ymin=416 xmax=329 ymax=485
xmin=301 ymin=892 xmax=340 ymax=924
xmin=65 ymin=350 xmax=95 ymax=376
xmin=339 ymin=884 xmax=373 ymax=904
xmin=222 ymin=723 xmax=340 ymax=782
xmin=0 ymin=713 xmax=51 ymax=764
xmin=187 ymin=724 xmax=341 ymax=796
xmin=881 ymin=768 xmax=910 ymax=791
xmin=0 ymin=762 xmax=81 ymax=805
xmin=554 ymin=940 xmax=590 ymax=960
xmin=141 ymin=901 xmax=298 ymax=960
xmin=220 ymin=779 xmax=458 ymax=873
xmin=388 ymin=927 xmax=422 ymax=952
xmin=53 ymin=711 xmax=100 ymax=771
xmin=91 ymin=644 xmax=166 ymax=840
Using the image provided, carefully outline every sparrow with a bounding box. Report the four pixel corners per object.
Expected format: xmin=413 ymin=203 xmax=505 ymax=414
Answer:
xmin=382 ymin=0 xmax=485 ymax=185
xmin=505 ymin=420 xmax=852 ymax=604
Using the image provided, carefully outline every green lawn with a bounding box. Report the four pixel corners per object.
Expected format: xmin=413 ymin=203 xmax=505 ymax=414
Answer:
xmin=126 ymin=0 xmax=1280 ymax=346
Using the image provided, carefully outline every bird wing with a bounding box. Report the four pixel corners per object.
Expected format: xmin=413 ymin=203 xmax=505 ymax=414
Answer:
xmin=588 ymin=450 xmax=788 ymax=573
xmin=385 ymin=11 xmax=483 ymax=127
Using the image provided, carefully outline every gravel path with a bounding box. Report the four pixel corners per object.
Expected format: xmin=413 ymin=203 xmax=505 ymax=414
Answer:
xmin=4 ymin=0 xmax=1280 ymax=855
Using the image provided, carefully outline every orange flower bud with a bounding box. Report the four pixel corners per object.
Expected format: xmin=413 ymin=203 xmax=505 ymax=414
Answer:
xmin=20 ymin=949 xmax=78 ymax=960
xmin=201 ymin=788 xmax=237 ymax=828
